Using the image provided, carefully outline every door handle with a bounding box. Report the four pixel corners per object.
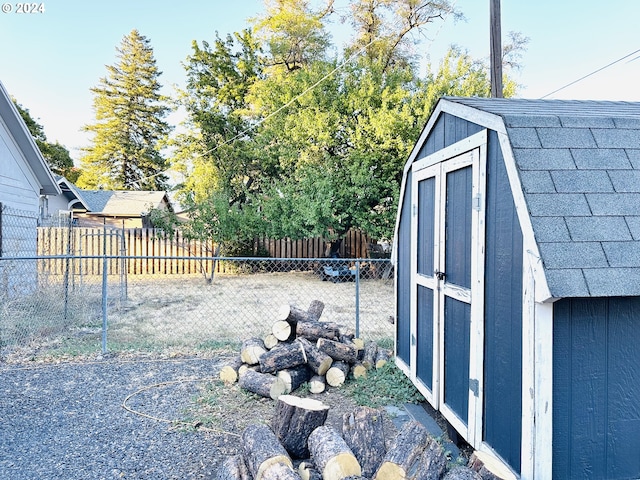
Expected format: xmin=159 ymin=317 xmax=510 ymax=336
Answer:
xmin=434 ymin=270 xmax=446 ymax=281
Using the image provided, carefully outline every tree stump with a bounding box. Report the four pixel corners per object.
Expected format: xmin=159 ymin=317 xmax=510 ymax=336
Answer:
xmin=342 ymin=406 xmax=387 ymax=477
xmin=216 ymin=454 xmax=250 ymax=480
xmin=326 ymin=361 xmax=351 ymax=387
xmin=219 ymin=356 xmax=244 ymax=384
xmin=272 ymin=394 xmax=330 ymax=458
xmin=277 ymin=365 xmax=312 ymax=394
xmin=317 ymin=338 xmax=358 ymax=364
xmin=241 ymin=338 xmax=267 ymax=365
xmin=307 ymin=300 xmax=325 ymax=321
xmin=308 ymin=425 xmax=362 ymax=480
xmin=259 ymin=340 xmax=307 ymax=374
xmin=308 ymin=375 xmax=326 ymax=394
xmin=298 ymin=337 xmax=333 ymax=375
xmin=239 ymin=369 xmax=287 ymax=400
xmin=373 ymin=420 xmax=430 ymax=479
xmin=242 ymin=423 xmax=293 ymax=480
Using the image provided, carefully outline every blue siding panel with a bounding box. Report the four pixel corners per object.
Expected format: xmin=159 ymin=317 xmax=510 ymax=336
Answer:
xmin=396 ymin=173 xmax=412 ymax=365
xmin=483 ymin=130 xmax=523 ymax=473
xmin=553 ymin=297 xmax=640 ymax=480
xmin=417 ymin=177 xmax=435 ymax=276
xmin=444 ymin=297 xmax=471 ymax=424
xmin=445 ymin=165 xmax=472 ymax=289
xmin=417 ymin=285 xmax=434 ymax=389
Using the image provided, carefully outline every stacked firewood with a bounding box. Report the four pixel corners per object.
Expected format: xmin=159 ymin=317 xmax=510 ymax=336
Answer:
xmin=216 ymin=394 xmax=491 ymax=480
xmin=219 ymin=300 xmax=393 ymax=399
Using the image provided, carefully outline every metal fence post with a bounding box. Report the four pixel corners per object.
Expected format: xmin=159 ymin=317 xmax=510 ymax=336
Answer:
xmin=355 ymin=260 xmax=360 ymax=338
xmin=101 ymin=224 xmax=108 ymax=354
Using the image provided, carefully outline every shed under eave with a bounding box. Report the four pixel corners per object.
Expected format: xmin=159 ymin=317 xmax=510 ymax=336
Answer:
xmin=393 ymin=97 xmax=553 ymax=303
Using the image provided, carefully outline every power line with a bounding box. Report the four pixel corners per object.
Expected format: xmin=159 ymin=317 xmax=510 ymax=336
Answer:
xmin=540 ymin=48 xmax=640 ymax=99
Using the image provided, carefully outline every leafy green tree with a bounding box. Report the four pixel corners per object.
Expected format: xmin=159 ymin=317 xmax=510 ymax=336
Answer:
xmin=78 ymin=29 xmax=171 ymax=190
xmin=13 ymin=100 xmax=79 ymax=181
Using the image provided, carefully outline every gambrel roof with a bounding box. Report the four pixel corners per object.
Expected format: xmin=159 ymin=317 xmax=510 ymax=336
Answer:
xmin=441 ymin=97 xmax=640 ymax=298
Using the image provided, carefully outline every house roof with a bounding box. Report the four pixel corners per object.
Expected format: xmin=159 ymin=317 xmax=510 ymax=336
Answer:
xmin=79 ymin=190 xmax=173 ymax=217
xmin=55 ymin=176 xmax=91 ymax=211
xmin=0 ymin=80 xmax=60 ymax=196
xmin=440 ymin=97 xmax=640 ymax=298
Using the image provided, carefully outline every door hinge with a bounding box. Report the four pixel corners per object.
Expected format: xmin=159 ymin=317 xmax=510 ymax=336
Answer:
xmin=469 ymin=378 xmax=479 ymax=397
xmin=473 ymin=193 xmax=482 ymax=211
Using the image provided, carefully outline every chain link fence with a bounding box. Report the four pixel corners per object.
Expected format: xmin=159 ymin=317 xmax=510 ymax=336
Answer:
xmin=0 ymin=254 xmax=394 ymax=359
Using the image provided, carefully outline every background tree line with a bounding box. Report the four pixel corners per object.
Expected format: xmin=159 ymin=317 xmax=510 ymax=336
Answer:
xmin=18 ymin=0 xmax=528 ymax=254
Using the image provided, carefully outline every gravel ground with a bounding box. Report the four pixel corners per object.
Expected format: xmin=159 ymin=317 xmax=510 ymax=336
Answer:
xmin=0 ymin=354 xmax=238 ymax=479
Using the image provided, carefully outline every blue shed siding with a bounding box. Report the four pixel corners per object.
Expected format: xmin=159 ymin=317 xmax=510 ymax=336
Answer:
xmin=553 ymin=297 xmax=640 ymax=480
xmin=445 ymin=165 xmax=472 ymax=289
xmin=417 ymin=285 xmax=434 ymax=388
xmin=396 ymin=170 xmax=413 ymax=365
xmin=418 ymin=113 xmax=483 ymax=158
xmin=482 ymin=130 xmax=523 ymax=473
xmin=444 ymin=296 xmax=471 ymax=423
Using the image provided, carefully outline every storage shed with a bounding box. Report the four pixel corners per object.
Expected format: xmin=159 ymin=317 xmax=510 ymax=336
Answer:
xmin=393 ymin=97 xmax=640 ymax=479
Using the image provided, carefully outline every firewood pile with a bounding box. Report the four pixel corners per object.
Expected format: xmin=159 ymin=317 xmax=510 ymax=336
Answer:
xmin=216 ymin=394 xmax=498 ymax=480
xmin=219 ymin=300 xmax=393 ymax=399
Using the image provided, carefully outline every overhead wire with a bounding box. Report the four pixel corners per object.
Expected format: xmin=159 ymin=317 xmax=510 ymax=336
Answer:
xmin=540 ymin=48 xmax=640 ymax=99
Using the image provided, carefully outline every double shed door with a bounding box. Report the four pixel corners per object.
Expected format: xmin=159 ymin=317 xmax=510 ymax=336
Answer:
xmin=410 ymin=132 xmax=486 ymax=446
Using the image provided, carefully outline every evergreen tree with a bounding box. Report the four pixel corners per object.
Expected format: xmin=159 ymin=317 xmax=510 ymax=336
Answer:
xmin=78 ymin=29 xmax=171 ymax=190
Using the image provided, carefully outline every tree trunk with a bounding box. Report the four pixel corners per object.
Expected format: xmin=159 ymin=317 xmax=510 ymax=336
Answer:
xmin=308 ymin=375 xmax=326 ymax=394
xmin=317 ymin=338 xmax=358 ymax=364
xmin=326 ymin=361 xmax=351 ymax=387
xmin=342 ymin=406 xmax=387 ymax=478
xmin=307 ymin=300 xmax=325 ymax=321
xmin=272 ymin=394 xmax=330 ymax=458
xmin=308 ymin=425 xmax=362 ymax=480
xmin=373 ymin=420 xmax=430 ymax=480
xmin=298 ymin=337 xmax=333 ymax=375
xmin=239 ymin=369 xmax=287 ymax=400
xmin=362 ymin=341 xmax=378 ymax=369
xmin=216 ymin=454 xmax=250 ymax=480
xmin=219 ymin=355 xmax=244 ymax=384
xmin=277 ymin=365 xmax=312 ymax=394
xmin=241 ymin=337 xmax=267 ymax=365
xmin=296 ymin=321 xmax=340 ymax=342
xmin=242 ymin=423 xmax=293 ymax=480
xmin=259 ymin=340 xmax=306 ymax=374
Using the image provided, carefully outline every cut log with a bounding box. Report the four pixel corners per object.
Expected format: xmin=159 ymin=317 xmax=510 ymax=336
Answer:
xmin=308 ymin=425 xmax=362 ymax=480
xmin=242 ymin=423 xmax=293 ymax=480
xmin=238 ymin=364 xmax=260 ymax=377
xmin=375 ymin=348 xmax=392 ymax=369
xmin=351 ymin=337 xmax=365 ymax=351
xmin=239 ymin=369 xmax=288 ymax=400
xmin=262 ymin=462 xmax=303 ymax=480
xmin=342 ymin=406 xmax=387 ymax=478
xmin=298 ymin=461 xmax=323 ymax=480
xmin=216 ymin=454 xmax=250 ymax=480
xmin=417 ymin=437 xmax=448 ymax=480
xmin=362 ymin=342 xmax=378 ymax=369
xmin=219 ymin=356 xmax=244 ymax=384
xmin=241 ymin=338 xmax=267 ymax=365
xmin=373 ymin=420 xmax=430 ymax=480
xmin=272 ymin=320 xmax=295 ymax=342
xmin=277 ymin=365 xmax=312 ymax=394
xmin=317 ymin=338 xmax=358 ymax=364
xmin=264 ymin=333 xmax=279 ymax=350
xmin=296 ymin=320 xmax=340 ymax=342
xmin=307 ymin=300 xmax=325 ymax=321
xmin=259 ymin=340 xmax=307 ymax=374
xmin=308 ymin=375 xmax=326 ymax=394
xmin=442 ymin=466 xmax=483 ymax=480
xmin=351 ymin=364 xmax=367 ymax=380
xmin=272 ymin=394 xmax=330 ymax=458
xmin=298 ymin=337 xmax=333 ymax=375
xmin=326 ymin=361 xmax=351 ymax=387
xmin=278 ymin=304 xmax=311 ymax=323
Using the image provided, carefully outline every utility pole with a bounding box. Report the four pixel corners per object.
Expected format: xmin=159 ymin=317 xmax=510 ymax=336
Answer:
xmin=490 ymin=0 xmax=503 ymax=97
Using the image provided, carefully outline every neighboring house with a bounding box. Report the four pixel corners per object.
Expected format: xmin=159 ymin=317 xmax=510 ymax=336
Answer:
xmin=0 ymin=79 xmax=60 ymax=257
xmin=73 ymin=189 xmax=174 ymax=228
xmin=394 ymin=97 xmax=640 ymax=479
xmin=43 ymin=175 xmax=91 ymax=226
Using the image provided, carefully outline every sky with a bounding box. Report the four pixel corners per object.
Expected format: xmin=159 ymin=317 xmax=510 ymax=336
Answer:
xmin=1 ymin=0 xmax=639 ymax=164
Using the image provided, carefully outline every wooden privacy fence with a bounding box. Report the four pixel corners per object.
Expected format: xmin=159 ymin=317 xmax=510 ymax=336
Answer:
xmin=36 ymin=227 xmax=375 ymax=276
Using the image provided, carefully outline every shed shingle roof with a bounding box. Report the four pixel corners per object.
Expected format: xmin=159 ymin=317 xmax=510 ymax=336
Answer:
xmin=446 ymin=97 xmax=640 ymax=298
